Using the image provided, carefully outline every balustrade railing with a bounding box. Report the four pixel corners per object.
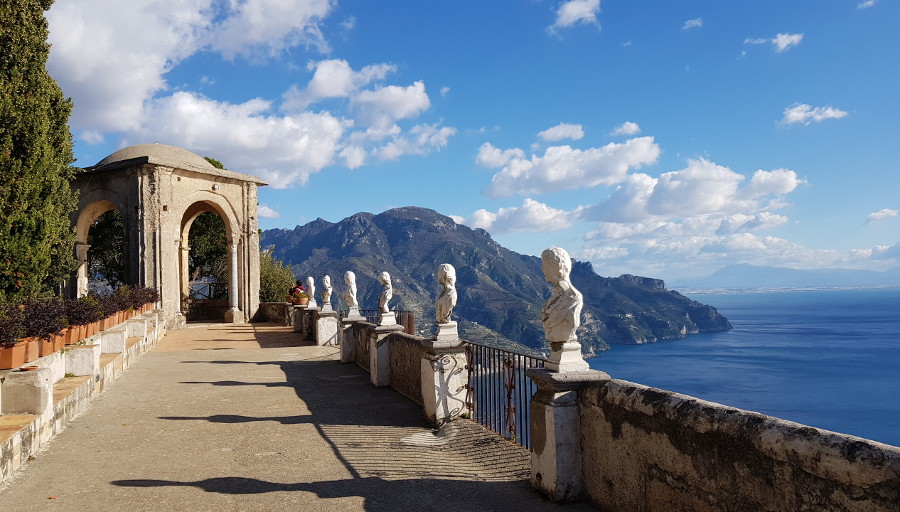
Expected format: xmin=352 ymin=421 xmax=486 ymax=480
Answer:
xmin=339 ymin=309 xmax=416 ymax=335
xmin=463 ymin=341 xmax=546 ymax=449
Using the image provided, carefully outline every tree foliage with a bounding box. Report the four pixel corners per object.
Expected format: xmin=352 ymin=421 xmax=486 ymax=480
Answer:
xmin=259 ymin=247 xmax=294 ymax=303
xmin=189 ymin=211 xmax=228 ymax=298
xmin=0 ymin=0 xmax=78 ymax=301
xmin=87 ymin=209 xmax=126 ymax=289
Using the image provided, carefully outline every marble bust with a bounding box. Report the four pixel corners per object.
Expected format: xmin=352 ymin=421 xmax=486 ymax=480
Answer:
xmin=435 ymin=263 xmax=457 ymax=324
xmin=377 ymin=271 xmax=392 ymax=313
xmin=540 ymin=247 xmax=582 ymax=343
xmin=343 ymin=271 xmax=358 ymax=308
xmin=321 ymin=275 xmax=332 ymax=304
xmin=306 ymin=276 xmax=317 ymax=307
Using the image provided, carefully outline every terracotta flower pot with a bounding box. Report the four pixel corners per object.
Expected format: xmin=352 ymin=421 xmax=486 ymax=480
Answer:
xmin=0 ymin=342 xmax=27 ymax=370
xmin=39 ymin=337 xmax=56 ymax=357
xmin=89 ymin=321 xmax=99 ymax=336
xmin=52 ymin=332 xmax=66 ymax=351
xmin=23 ymin=338 xmax=39 ymax=363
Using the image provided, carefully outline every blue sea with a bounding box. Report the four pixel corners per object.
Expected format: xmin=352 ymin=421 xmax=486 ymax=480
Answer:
xmin=587 ymin=288 xmax=900 ymax=447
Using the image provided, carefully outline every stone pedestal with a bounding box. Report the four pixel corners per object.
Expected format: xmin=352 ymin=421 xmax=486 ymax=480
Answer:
xmin=526 ymin=368 xmax=610 ymax=502
xmin=224 ymin=307 xmax=245 ymax=324
xmin=420 ymin=338 xmax=468 ymax=427
xmin=545 ymin=340 xmax=589 ymax=372
xmin=340 ymin=316 xmax=364 ymax=363
xmin=1 ymin=367 xmax=54 ymax=416
xmin=301 ymin=307 xmax=319 ymax=341
xmin=346 ymin=306 xmax=362 ymax=319
xmin=65 ymin=344 xmax=101 ymax=376
xmin=315 ymin=310 xmax=339 ymax=346
xmin=292 ymin=305 xmax=306 ymax=333
xmin=100 ymin=326 xmax=127 ymax=354
xmin=369 ymin=324 xmax=403 ymax=387
xmin=126 ymin=317 xmax=147 ymax=339
xmin=434 ymin=321 xmax=458 ymax=342
xmin=378 ymin=311 xmax=396 ymax=326
xmin=320 ymin=302 xmax=333 ymax=313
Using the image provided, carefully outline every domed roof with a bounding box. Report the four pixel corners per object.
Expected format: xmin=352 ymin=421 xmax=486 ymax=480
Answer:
xmin=94 ymin=143 xmax=217 ymax=172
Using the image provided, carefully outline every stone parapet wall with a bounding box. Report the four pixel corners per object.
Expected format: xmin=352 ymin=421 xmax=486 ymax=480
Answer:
xmin=352 ymin=321 xmax=375 ymax=370
xmin=386 ymin=332 xmax=426 ymax=406
xmin=578 ymin=378 xmax=900 ymax=512
xmin=255 ymin=302 xmax=293 ymax=326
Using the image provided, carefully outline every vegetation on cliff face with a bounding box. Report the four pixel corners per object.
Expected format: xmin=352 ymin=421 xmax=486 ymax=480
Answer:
xmin=0 ymin=0 xmax=78 ymax=300
xmin=261 ymin=206 xmax=732 ymax=354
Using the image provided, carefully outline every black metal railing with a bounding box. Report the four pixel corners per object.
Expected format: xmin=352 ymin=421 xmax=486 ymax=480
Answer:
xmin=338 ymin=309 xmax=416 ymax=336
xmin=463 ymin=341 xmax=546 ymax=449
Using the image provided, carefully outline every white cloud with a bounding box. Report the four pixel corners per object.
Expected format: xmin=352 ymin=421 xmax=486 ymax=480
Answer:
xmin=457 ymin=198 xmax=575 ymax=234
xmin=440 ymin=86 xmax=451 ymax=97
xmin=866 ymin=209 xmax=898 ymax=223
xmin=374 ymin=123 xmax=456 ymax=161
xmin=858 ymin=0 xmax=878 ymax=9
xmin=780 ymin=103 xmax=848 ymax=125
xmin=744 ymin=33 xmax=803 ymax=53
xmin=538 ymin=123 xmax=584 ymax=142
xmin=485 ymin=137 xmax=661 ymax=198
xmin=132 ymin=92 xmax=345 ymax=188
xmin=476 ymin=143 xmax=526 ymax=168
xmin=207 ymin=0 xmax=333 ymax=59
xmin=258 ymin=205 xmax=281 ymax=218
xmin=352 ymin=81 xmax=431 ymax=129
xmin=550 ymin=0 xmax=601 ymax=33
xmin=282 ymin=59 xmax=396 ymax=110
xmin=682 ymin=18 xmax=703 ymax=30
xmin=611 ymin=121 xmax=641 ymax=136
xmin=47 ymin=0 xmax=210 ymax=133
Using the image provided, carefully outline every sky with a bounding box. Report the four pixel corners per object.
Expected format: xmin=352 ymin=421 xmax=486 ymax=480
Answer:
xmin=45 ymin=0 xmax=900 ymax=283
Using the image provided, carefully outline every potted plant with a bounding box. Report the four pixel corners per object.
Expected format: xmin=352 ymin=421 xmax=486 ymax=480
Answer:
xmin=291 ymin=290 xmax=309 ymax=306
xmin=0 ymin=302 xmax=25 ymax=369
xmin=66 ymin=295 xmax=103 ymax=341
xmin=22 ymin=298 xmax=67 ymax=357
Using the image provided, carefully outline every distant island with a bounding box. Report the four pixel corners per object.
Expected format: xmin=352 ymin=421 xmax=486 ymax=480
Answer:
xmin=261 ymin=206 xmax=732 ymax=355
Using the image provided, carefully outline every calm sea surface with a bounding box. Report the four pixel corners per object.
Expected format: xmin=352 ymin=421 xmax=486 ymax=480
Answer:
xmin=587 ymin=288 xmax=900 ymax=447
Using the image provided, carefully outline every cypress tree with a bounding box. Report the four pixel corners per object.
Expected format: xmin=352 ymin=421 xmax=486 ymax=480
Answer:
xmin=0 ymin=0 xmax=78 ymax=301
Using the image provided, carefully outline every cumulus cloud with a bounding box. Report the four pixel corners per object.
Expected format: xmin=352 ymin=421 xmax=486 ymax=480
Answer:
xmin=282 ymin=59 xmax=396 ymax=110
xmin=780 ymin=103 xmax=848 ymax=125
xmin=866 ymin=209 xmax=897 ymax=223
xmin=456 ymin=198 xmax=576 ymax=234
xmin=352 ymin=81 xmax=431 ymax=129
xmin=550 ymin=0 xmax=601 ymax=33
xmin=744 ymin=33 xmax=803 ymax=53
xmin=207 ymin=0 xmax=333 ymax=59
xmin=682 ymin=18 xmax=703 ymax=30
xmin=131 ymin=92 xmax=345 ymax=188
xmin=611 ymin=121 xmax=640 ymax=136
xmin=485 ymin=137 xmax=660 ymax=198
xmin=476 ymin=143 xmax=526 ymax=168
xmin=538 ymin=123 xmax=584 ymax=142
xmin=47 ymin=1 xmax=454 ymax=188
xmin=258 ymin=205 xmax=281 ymax=218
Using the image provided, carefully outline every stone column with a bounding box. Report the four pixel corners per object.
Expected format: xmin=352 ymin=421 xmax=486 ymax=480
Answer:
xmin=420 ymin=336 xmax=468 ymax=427
xmin=75 ymin=242 xmax=91 ymax=297
xmin=527 ymin=368 xmax=609 ymax=502
xmin=301 ymin=306 xmax=319 ymax=341
xmin=369 ymin=324 xmax=403 ymax=387
xmin=224 ymin=240 xmax=243 ymax=323
xmin=179 ymin=241 xmax=191 ymax=299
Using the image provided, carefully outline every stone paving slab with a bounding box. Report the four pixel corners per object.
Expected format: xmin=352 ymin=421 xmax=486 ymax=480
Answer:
xmin=0 ymin=323 xmax=592 ymax=511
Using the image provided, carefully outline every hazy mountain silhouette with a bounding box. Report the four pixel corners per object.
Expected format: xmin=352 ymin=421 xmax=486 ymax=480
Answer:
xmin=261 ymin=206 xmax=731 ymax=354
xmin=671 ymin=263 xmax=900 ymax=291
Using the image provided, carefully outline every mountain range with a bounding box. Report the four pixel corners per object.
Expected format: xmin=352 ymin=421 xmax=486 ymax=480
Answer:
xmin=260 ymin=207 xmax=732 ymax=355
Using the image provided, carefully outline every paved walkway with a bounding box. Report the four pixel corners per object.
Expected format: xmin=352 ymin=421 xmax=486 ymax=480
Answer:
xmin=0 ymin=323 xmax=592 ymax=511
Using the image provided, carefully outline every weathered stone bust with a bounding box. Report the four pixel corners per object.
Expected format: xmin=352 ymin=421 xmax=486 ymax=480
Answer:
xmin=306 ymin=276 xmax=317 ymax=307
xmin=377 ymin=271 xmax=392 ymax=313
xmin=540 ymin=247 xmax=582 ymax=343
xmin=343 ymin=271 xmax=358 ymax=308
xmin=321 ymin=275 xmax=332 ymax=304
xmin=435 ymin=263 xmax=457 ymax=324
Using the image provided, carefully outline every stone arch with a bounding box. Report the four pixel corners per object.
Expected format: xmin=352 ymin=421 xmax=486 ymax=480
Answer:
xmin=72 ymin=194 xmax=132 ymax=297
xmin=69 ymin=143 xmax=267 ymax=328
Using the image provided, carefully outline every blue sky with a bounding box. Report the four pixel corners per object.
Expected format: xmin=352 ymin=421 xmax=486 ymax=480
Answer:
xmin=46 ymin=0 xmax=900 ymax=282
